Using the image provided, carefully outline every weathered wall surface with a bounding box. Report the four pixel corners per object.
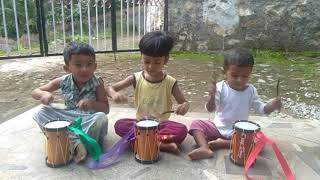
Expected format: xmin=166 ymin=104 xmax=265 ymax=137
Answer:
xmin=168 ymin=0 xmax=320 ymax=51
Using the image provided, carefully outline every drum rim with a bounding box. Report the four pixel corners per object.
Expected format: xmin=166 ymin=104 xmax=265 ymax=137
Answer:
xmin=135 ymin=119 xmax=159 ymax=130
xmin=233 ymin=120 xmax=261 ymax=132
xmin=45 ymin=156 xmax=72 ymax=168
xmin=135 ymin=154 xmax=160 ymax=164
xmin=43 ymin=120 xmax=71 ymax=132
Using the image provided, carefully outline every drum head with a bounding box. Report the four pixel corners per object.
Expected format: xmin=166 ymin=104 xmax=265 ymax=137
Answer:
xmin=234 ymin=120 xmax=260 ymax=132
xmin=44 ymin=121 xmax=70 ymax=131
xmin=136 ymin=120 xmax=159 ymax=129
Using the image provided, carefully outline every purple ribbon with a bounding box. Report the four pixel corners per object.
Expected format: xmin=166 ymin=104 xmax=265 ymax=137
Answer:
xmin=85 ymin=125 xmax=135 ymax=169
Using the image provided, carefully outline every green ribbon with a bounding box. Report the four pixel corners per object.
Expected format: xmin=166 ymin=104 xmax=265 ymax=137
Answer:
xmin=67 ymin=117 xmax=101 ymax=161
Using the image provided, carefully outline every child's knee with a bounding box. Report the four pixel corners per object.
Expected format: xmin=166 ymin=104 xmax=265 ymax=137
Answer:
xmin=94 ymin=112 xmax=108 ymax=127
xmin=190 ymin=119 xmax=203 ymax=129
xmin=95 ymin=112 xmax=107 ymax=121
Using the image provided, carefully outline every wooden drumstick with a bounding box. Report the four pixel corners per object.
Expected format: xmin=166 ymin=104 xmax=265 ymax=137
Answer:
xmin=161 ymin=110 xmax=175 ymax=116
xmin=276 ymin=79 xmax=280 ymax=97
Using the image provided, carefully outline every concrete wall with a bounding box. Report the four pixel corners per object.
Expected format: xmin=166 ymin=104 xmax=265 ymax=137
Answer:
xmin=168 ymin=0 xmax=320 ymax=51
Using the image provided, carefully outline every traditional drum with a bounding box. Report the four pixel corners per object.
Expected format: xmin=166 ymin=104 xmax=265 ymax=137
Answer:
xmin=230 ymin=120 xmax=261 ymax=166
xmin=43 ymin=120 xmax=72 ymax=168
xmin=134 ymin=120 xmax=160 ymax=164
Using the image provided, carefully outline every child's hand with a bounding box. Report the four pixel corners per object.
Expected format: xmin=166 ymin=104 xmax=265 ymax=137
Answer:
xmin=208 ymin=82 xmax=216 ymax=96
xmin=40 ymin=92 xmax=54 ymax=105
xmin=111 ymin=92 xmax=128 ymax=103
xmin=206 ymin=82 xmax=217 ymax=112
xmin=264 ymin=97 xmax=282 ymax=114
xmin=77 ymin=99 xmax=95 ymax=110
xmin=272 ymin=97 xmax=282 ymax=111
xmin=175 ymin=102 xmax=189 ymax=115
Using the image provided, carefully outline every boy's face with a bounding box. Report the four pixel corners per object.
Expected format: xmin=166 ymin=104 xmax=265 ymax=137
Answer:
xmin=223 ymin=65 xmax=252 ymax=91
xmin=64 ymin=54 xmax=96 ymax=84
xmin=141 ymin=54 xmax=168 ymax=77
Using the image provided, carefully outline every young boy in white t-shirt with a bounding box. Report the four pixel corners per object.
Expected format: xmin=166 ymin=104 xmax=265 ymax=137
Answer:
xmin=188 ymin=48 xmax=282 ymax=160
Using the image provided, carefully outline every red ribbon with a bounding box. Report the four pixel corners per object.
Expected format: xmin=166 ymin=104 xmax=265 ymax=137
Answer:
xmin=244 ymin=131 xmax=294 ymax=180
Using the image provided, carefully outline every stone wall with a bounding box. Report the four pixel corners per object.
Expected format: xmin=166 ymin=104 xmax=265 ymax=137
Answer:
xmin=168 ymin=0 xmax=320 ymax=51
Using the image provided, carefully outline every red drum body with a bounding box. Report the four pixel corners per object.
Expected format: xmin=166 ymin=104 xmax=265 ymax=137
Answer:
xmin=230 ymin=120 xmax=260 ymax=166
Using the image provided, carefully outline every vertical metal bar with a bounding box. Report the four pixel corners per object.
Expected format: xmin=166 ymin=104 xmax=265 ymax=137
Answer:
xmin=95 ymin=0 xmax=99 ymax=49
xmin=126 ymin=0 xmax=129 ymax=48
xmin=35 ymin=0 xmax=44 ymax=55
xmin=51 ymin=0 xmax=57 ymax=52
xmin=36 ymin=0 xmax=47 ymax=56
xmin=78 ymin=0 xmax=83 ymax=41
xmin=61 ymin=0 xmax=66 ymax=47
xmin=147 ymin=1 xmax=150 ymax=32
xmin=103 ymin=0 xmax=106 ymax=50
xmin=147 ymin=0 xmax=150 ymax=32
xmin=71 ymin=0 xmax=74 ymax=41
xmin=154 ymin=4 xmax=157 ymax=31
xmin=138 ymin=0 xmax=140 ymax=39
xmin=24 ymin=0 xmax=31 ymax=54
xmin=143 ymin=0 xmax=146 ymax=34
xmin=88 ymin=0 xmax=92 ymax=45
xmin=120 ymin=0 xmax=123 ymax=48
xmin=111 ymin=0 xmax=117 ymax=51
xmin=1 ymin=0 xmax=9 ymax=56
xmin=12 ymin=0 xmax=20 ymax=54
xmin=40 ymin=0 xmax=48 ymax=55
xmin=158 ymin=5 xmax=161 ymax=30
xmin=132 ymin=0 xmax=135 ymax=48
xmin=164 ymin=0 xmax=168 ymax=32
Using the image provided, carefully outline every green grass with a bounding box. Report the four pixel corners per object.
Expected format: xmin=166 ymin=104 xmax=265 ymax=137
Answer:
xmin=171 ymin=50 xmax=319 ymax=65
xmin=252 ymin=50 xmax=320 ymax=78
xmin=171 ymin=51 xmax=224 ymax=62
xmin=0 ymin=42 xmax=41 ymax=56
xmin=98 ymin=51 xmax=141 ymax=61
xmin=253 ymin=50 xmax=320 ymax=65
xmin=170 ymin=50 xmax=319 ymax=79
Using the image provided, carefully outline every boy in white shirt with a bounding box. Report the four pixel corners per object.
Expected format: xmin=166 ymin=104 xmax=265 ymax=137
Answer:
xmin=188 ymin=48 xmax=281 ymax=160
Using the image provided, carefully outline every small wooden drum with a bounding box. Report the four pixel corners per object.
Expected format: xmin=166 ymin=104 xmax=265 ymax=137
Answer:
xmin=134 ymin=120 xmax=160 ymax=164
xmin=230 ymin=120 xmax=261 ymax=166
xmin=43 ymin=120 xmax=72 ymax=168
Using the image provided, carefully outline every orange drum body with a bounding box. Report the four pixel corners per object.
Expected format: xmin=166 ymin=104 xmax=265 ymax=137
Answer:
xmin=134 ymin=120 xmax=160 ymax=164
xmin=43 ymin=120 xmax=72 ymax=168
xmin=230 ymin=120 xmax=260 ymax=166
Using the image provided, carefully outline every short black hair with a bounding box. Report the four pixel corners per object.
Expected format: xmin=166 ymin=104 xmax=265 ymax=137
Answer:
xmin=138 ymin=31 xmax=174 ymax=57
xmin=63 ymin=41 xmax=95 ymax=64
xmin=223 ymin=48 xmax=254 ymax=68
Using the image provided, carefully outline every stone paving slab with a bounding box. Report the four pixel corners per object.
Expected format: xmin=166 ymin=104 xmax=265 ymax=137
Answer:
xmin=224 ymin=155 xmax=272 ymax=176
xmin=0 ymin=106 xmax=320 ymax=180
xmin=267 ymin=122 xmax=293 ymax=128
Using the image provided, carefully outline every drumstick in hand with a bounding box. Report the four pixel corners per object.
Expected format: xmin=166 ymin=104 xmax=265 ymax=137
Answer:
xmin=161 ymin=110 xmax=175 ymax=116
xmin=276 ymin=79 xmax=281 ymax=112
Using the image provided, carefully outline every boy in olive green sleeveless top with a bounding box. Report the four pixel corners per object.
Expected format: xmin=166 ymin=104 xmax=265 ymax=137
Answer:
xmin=108 ymin=31 xmax=189 ymax=154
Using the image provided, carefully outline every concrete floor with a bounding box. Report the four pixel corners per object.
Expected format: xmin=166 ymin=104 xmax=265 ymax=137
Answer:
xmin=0 ymin=106 xmax=320 ymax=180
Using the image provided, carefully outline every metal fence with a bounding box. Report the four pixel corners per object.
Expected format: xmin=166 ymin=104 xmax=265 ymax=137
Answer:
xmin=0 ymin=0 xmax=167 ymax=59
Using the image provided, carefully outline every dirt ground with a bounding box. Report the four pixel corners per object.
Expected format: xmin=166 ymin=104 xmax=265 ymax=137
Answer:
xmin=0 ymin=52 xmax=313 ymax=124
xmin=4 ymin=53 xmax=320 ymax=123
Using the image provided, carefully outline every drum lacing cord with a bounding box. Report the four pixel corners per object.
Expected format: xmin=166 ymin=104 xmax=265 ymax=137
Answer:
xmin=54 ymin=128 xmax=68 ymax=166
xmin=230 ymin=133 xmax=236 ymax=161
xmin=136 ymin=128 xmax=159 ymax=160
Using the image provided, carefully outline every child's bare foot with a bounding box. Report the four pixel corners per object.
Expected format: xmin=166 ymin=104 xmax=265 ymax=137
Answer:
xmin=74 ymin=143 xmax=87 ymax=163
xmin=208 ymin=138 xmax=230 ymax=150
xmin=188 ymin=146 xmax=214 ymax=160
xmin=160 ymin=142 xmax=180 ymax=154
